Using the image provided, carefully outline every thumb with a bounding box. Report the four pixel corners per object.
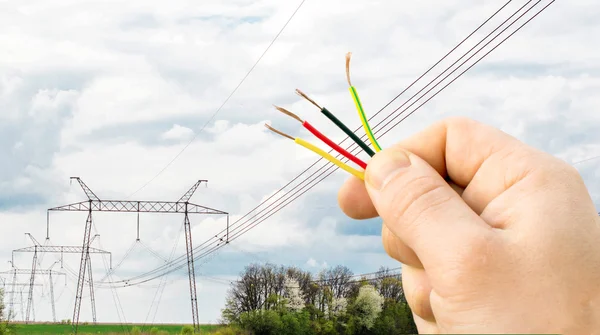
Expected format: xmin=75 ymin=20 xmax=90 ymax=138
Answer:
xmin=365 ymin=147 xmax=493 ymax=269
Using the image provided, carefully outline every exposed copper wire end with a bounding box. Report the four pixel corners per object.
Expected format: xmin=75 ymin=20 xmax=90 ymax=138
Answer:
xmin=295 ymin=89 xmax=321 ymax=109
xmin=273 ymin=105 xmax=303 ymax=123
xmin=345 ymin=52 xmax=353 ymax=87
xmin=264 ymin=124 xmax=294 ymax=141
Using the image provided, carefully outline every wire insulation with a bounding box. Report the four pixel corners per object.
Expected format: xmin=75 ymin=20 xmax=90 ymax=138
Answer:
xmin=302 ymin=121 xmax=367 ymax=169
xmin=294 ymin=138 xmax=364 ymax=180
xmin=350 ymin=86 xmax=381 ymax=152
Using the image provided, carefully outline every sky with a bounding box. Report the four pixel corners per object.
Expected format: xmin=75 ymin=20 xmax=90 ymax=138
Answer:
xmin=1 ymin=0 xmax=599 ymax=326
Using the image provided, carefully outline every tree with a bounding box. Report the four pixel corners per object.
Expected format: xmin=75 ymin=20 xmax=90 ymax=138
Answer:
xmin=283 ymin=277 xmax=305 ymax=312
xmin=221 ymin=263 xmax=417 ymax=334
xmin=320 ymin=266 xmax=354 ymax=299
xmin=349 ymin=285 xmax=384 ymax=331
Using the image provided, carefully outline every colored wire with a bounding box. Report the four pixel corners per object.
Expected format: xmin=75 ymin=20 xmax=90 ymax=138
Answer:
xmin=295 ymin=138 xmax=364 ymax=180
xmin=295 ymin=89 xmax=375 ymax=157
xmin=274 ymin=106 xmax=367 ymax=169
xmin=265 ymin=124 xmax=365 ymax=180
xmin=346 ymin=52 xmax=382 ymax=152
xmin=303 ymin=122 xmax=367 ymax=169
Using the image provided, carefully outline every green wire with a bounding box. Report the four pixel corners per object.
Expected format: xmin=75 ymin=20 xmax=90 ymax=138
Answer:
xmin=321 ymin=107 xmax=375 ymax=157
xmin=350 ymin=86 xmax=382 ymax=151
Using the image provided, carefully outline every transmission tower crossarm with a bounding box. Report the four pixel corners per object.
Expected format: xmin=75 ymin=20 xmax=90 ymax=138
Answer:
xmin=48 ymin=200 xmax=227 ymax=214
xmin=70 ymin=177 xmax=101 ymax=201
xmin=25 ymin=233 xmax=41 ymax=246
xmin=0 ymin=269 xmax=67 ymax=276
xmin=177 ymin=180 xmax=207 ymax=203
xmin=13 ymin=245 xmax=110 ymax=254
xmin=6 ymin=283 xmax=42 ymax=287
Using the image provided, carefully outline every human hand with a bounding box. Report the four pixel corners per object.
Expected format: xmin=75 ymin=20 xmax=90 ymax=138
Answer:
xmin=338 ymin=117 xmax=600 ymax=334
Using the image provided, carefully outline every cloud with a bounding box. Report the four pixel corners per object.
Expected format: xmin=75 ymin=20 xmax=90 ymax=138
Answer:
xmin=161 ymin=124 xmax=194 ymax=141
xmin=0 ymin=0 xmax=599 ymax=325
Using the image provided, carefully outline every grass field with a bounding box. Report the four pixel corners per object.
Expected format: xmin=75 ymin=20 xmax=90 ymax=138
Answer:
xmin=9 ymin=323 xmax=223 ymax=334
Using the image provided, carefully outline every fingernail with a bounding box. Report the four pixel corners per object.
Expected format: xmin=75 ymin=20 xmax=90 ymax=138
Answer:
xmin=366 ymin=149 xmax=411 ymax=190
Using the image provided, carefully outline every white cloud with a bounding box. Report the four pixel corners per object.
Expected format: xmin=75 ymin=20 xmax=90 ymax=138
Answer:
xmin=1 ymin=0 xmax=599 ymax=325
xmin=161 ymin=124 xmax=194 ymax=141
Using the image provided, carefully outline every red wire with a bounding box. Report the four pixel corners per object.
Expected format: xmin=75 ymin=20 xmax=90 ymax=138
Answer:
xmin=302 ymin=121 xmax=367 ymax=169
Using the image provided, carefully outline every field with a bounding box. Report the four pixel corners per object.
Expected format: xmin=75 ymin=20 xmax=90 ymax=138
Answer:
xmin=8 ymin=323 xmax=223 ymax=334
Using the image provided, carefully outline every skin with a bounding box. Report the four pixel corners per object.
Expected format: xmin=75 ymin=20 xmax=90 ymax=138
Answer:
xmin=337 ymin=117 xmax=600 ymax=334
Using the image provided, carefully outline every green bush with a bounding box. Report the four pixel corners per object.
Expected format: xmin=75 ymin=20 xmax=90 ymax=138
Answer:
xmin=149 ymin=327 xmax=160 ymax=335
xmin=130 ymin=326 xmax=142 ymax=335
xmin=0 ymin=322 xmax=13 ymax=335
xmin=181 ymin=325 xmax=195 ymax=334
xmin=210 ymin=326 xmax=249 ymax=335
xmin=371 ymin=301 xmax=418 ymax=335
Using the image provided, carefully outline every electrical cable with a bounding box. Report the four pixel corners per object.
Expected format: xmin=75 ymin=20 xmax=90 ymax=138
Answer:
xmin=274 ymin=105 xmax=367 ymax=169
xmin=126 ymin=0 xmax=308 ymax=199
xmin=346 ymin=52 xmax=382 ymax=152
xmin=145 ymin=222 xmax=184 ymax=326
xmin=93 ymin=227 xmax=127 ymax=330
xmin=572 ymin=155 xmax=600 ymax=166
xmin=265 ymin=124 xmax=365 ymax=180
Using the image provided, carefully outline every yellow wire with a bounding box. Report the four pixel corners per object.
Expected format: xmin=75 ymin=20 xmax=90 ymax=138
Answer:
xmin=294 ymin=138 xmax=365 ymax=180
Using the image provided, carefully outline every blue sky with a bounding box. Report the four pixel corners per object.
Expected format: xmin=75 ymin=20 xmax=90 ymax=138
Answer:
xmin=1 ymin=0 xmax=599 ymax=325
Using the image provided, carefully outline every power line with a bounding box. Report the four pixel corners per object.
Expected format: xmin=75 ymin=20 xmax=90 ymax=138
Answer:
xmin=169 ymin=0 xmax=557 ymax=279
xmin=572 ymin=155 xmax=600 ymax=166
xmin=90 ymin=0 xmax=555 ymax=288
xmin=127 ymin=0 xmax=308 ymax=199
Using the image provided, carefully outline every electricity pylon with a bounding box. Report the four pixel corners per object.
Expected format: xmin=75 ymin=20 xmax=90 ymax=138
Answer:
xmin=47 ymin=177 xmax=229 ymax=333
xmin=0 ymin=268 xmax=66 ymax=323
xmin=11 ymin=233 xmax=111 ymax=324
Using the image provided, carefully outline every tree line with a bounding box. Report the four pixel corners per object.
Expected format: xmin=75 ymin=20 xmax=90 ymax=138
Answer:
xmin=218 ymin=263 xmax=417 ymax=335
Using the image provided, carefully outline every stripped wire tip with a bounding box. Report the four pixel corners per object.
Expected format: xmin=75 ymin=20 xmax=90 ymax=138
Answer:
xmin=273 ymin=105 xmax=303 ymax=123
xmin=264 ymin=124 xmax=294 ymax=140
xmin=345 ymin=52 xmax=353 ymax=87
xmin=295 ymin=89 xmax=321 ymax=109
